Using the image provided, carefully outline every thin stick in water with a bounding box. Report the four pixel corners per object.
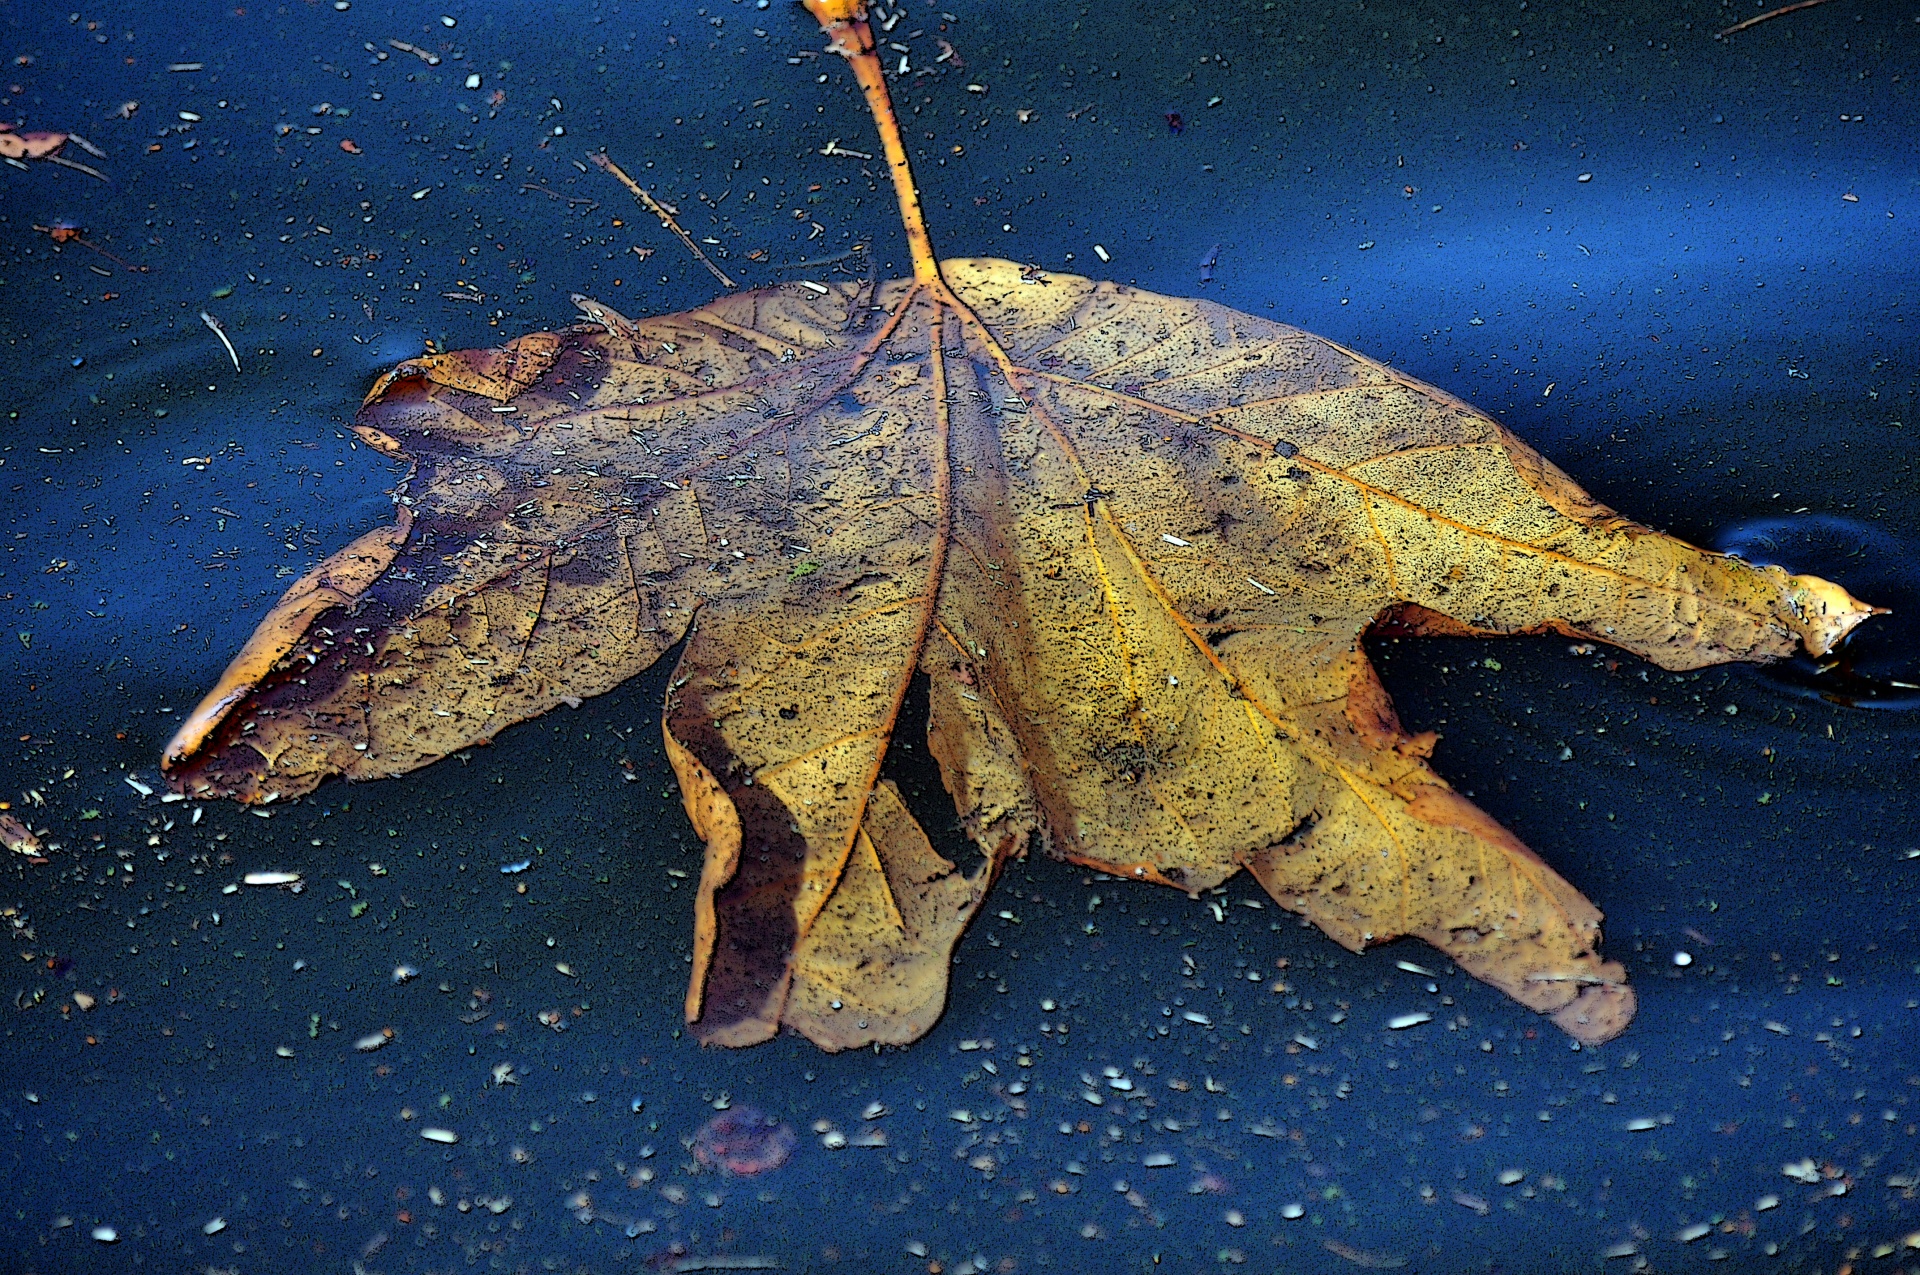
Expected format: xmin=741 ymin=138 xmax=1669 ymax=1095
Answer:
xmin=588 ymin=152 xmax=736 ymax=290
xmin=200 ymin=311 xmax=241 ymax=373
xmin=1718 ymin=0 xmax=1839 ymax=38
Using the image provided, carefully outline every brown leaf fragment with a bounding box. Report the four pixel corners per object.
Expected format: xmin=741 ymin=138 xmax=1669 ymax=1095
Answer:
xmin=0 ymin=129 xmax=70 ymax=160
xmin=1 ymin=814 xmax=43 ymax=857
xmin=163 ymin=0 xmax=1878 ymax=1051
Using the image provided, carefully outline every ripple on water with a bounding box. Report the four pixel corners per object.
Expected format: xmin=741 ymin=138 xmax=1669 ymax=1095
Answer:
xmin=1714 ymin=514 xmax=1920 ymax=710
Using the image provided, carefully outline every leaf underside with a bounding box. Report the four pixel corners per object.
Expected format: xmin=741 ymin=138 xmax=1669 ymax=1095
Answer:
xmin=164 ymin=259 xmax=1872 ymax=1049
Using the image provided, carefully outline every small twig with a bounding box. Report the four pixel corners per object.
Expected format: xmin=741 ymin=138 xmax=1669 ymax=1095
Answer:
xmin=1718 ymin=0 xmax=1839 ymax=37
xmin=42 ymin=152 xmax=110 ymax=182
xmin=765 ymin=245 xmax=871 ymax=272
xmin=200 ymin=310 xmax=241 ymax=373
xmin=817 ymin=138 xmax=873 ymax=160
xmin=518 ymin=182 xmax=599 ymax=210
xmin=588 ymin=151 xmax=736 ymax=290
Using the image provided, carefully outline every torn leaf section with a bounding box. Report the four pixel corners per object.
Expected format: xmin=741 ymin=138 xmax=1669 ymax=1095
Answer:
xmin=785 ymin=781 xmax=1001 ymax=1050
xmin=362 ymin=330 xmax=563 ymax=406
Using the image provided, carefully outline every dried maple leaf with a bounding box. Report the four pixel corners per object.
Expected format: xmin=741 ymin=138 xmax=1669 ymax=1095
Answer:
xmin=162 ymin=0 xmax=1875 ymax=1050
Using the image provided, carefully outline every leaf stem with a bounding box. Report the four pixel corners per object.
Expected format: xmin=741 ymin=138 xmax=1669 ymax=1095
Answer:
xmin=804 ymin=1 xmax=944 ymax=287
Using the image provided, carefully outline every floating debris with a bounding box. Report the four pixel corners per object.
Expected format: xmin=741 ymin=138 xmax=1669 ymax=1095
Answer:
xmin=200 ymin=310 xmax=241 ymax=373
xmin=202 ymin=1217 xmax=226 ymax=1235
xmin=354 ymin=1030 xmax=392 ymax=1052
xmin=1 ymin=814 xmax=43 ymax=857
xmin=1451 ymin=1190 xmax=1490 ymax=1215
xmin=1781 ymin=1158 xmax=1821 ymax=1184
xmin=1387 ymin=1012 xmax=1432 ymax=1030
xmin=387 ymin=39 xmax=440 ymax=65
xmin=421 ymin=1128 xmax=459 ymax=1145
xmin=691 ymin=1107 xmax=795 ymax=1176
xmin=1323 ymin=1238 xmax=1407 ymax=1268
xmin=244 ymin=871 xmax=301 ymax=887
xmin=90 ymin=1226 xmax=118 ymax=1243
xmin=391 ymin=964 xmax=419 ymax=984
xmin=499 ymin=859 xmax=531 ymax=875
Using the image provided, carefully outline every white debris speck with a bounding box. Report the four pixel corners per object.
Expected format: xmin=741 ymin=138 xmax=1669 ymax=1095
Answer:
xmin=275 ymin=1045 xmax=294 ymax=1058
xmin=1395 ymin=960 xmax=1438 ymax=977
xmin=354 ymin=1031 xmax=391 ymax=1052
xmin=391 ymin=964 xmax=419 ymax=984
xmin=1280 ymin=1203 xmax=1304 ymax=1219
xmin=123 ymin=774 xmax=153 ymax=796
xmin=422 ymin=1128 xmax=459 ymax=1144
xmin=1603 ymin=1240 xmax=1639 ymax=1259
xmin=1387 ymin=1012 xmax=1432 ymax=1030
xmin=1675 ymin=1222 xmax=1712 ymax=1243
xmin=1181 ymin=1011 xmax=1212 ymax=1027
xmin=1764 ymin=1021 xmax=1791 ymax=1035
xmin=1092 ymin=244 xmax=1111 ymax=263
xmin=91 ymin=1226 xmax=118 ymax=1243
xmin=1143 ymin=1151 xmax=1175 ymax=1167
xmin=1624 ymin=1117 xmax=1660 ymax=1132
xmin=244 ymin=871 xmax=301 ymax=886
xmin=1671 ymin=950 xmax=1693 ymax=967
xmin=1781 ymin=1158 xmax=1821 ymax=1184
xmin=203 ymin=1217 xmax=226 ymax=1235
xmin=1755 ymin=1194 xmax=1779 ymax=1211
xmin=861 ymin=1100 xmax=889 ymax=1121
xmin=1160 ymin=534 xmax=1190 ymax=547
xmin=1497 ymin=1168 xmax=1525 ymax=1186
xmin=821 ymin=1130 xmax=847 ymax=1149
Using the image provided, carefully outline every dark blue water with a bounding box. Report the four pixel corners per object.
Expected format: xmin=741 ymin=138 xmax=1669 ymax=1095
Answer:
xmin=3 ymin=1 xmax=1916 ymax=1271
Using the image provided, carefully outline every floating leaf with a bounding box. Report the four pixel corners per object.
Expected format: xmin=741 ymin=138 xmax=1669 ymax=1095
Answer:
xmin=163 ymin=0 xmax=1874 ymax=1050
